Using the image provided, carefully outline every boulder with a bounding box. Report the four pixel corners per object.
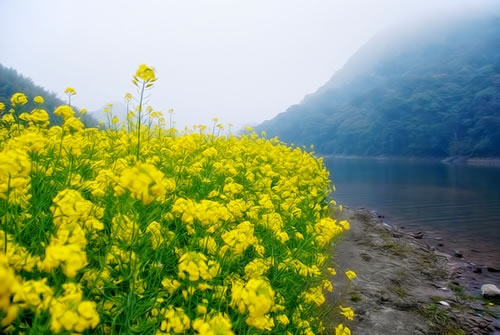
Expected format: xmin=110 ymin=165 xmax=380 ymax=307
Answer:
xmin=480 ymin=284 xmax=500 ymax=297
xmin=411 ymin=232 xmax=424 ymax=239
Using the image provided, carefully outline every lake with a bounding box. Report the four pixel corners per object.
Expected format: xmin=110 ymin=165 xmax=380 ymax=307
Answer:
xmin=324 ymin=157 xmax=500 ymax=270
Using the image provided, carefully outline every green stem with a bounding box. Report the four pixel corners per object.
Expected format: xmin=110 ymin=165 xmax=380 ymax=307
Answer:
xmin=136 ymin=81 xmax=146 ymax=160
xmin=52 ymin=128 xmax=66 ymax=177
xmin=126 ymin=101 xmax=130 ymax=133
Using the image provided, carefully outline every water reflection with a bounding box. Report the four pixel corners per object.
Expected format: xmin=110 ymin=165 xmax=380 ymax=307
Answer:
xmin=324 ymin=157 xmax=500 ymax=267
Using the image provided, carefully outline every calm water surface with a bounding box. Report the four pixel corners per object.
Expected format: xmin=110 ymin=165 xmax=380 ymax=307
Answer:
xmin=324 ymin=157 xmax=500 ymax=268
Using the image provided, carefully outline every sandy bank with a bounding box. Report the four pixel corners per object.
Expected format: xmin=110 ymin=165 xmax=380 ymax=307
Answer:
xmin=325 ymin=208 xmax=500 ymax=335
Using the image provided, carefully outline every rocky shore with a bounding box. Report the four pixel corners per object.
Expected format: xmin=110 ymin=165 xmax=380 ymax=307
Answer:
xmin=327 ymin=208 xmax=500 ymax=335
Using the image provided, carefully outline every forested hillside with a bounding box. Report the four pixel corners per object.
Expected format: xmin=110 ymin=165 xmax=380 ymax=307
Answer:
xmin=257 ymin=16 xmax=500 ymax=158
xmin=0 ymin=64 xmax=97 ymax=126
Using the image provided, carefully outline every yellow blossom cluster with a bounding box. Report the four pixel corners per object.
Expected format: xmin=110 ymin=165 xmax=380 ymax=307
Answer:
xmin=20 ymin=108 xmax=50 ymax=127
xmin=193 ymin=312 xmax=234 ymax=335
xmin=54 ymin=105 xmax=74 ymax=120
xmin=0 ymin=255 xmax=20 ymax=327
xmin=221 ymin=221 xmax=257 ymax=255
xmin=34 ymin=96 xmax=44 ymax=104
xmin=0 ymin=148 xmax=31 ymax=206
xmin=157 ymin=306 xmax=190 ymax=334
xmin=178 ymin=252 xmax=220 ymax=281
xmin=172 ymin=198 xmax=231 ymax=233
xmin=314 ymin=218 xmax=350 ymax=247
xmin=0 ymin=72 xmax=353 ymax=333
xmin=64 ymin=87 xmax=77 ymax=96
xmin=115 ymin=162 xmax=176 ymax=205
xmin=48 ymin=283 xmax=99 ymax=333
xmin=10 ymin=93 xmax=28 ymax=107
xmin=231 ymin=278 xmax=275 ymax=330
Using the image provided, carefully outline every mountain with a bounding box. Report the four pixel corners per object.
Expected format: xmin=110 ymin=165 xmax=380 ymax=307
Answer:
xmin=0 ymin=64 xmax=97 ymax=127
xmin=256 ymin=16 xmax=500 ymax=158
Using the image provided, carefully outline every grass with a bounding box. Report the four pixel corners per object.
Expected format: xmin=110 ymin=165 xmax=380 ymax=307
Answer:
xmin=419 ymin=304 xmax=466 ymax=335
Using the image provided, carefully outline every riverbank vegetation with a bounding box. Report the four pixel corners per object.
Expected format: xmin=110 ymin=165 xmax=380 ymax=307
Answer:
xmin=0 ymin=65 xmax=353 ymax=334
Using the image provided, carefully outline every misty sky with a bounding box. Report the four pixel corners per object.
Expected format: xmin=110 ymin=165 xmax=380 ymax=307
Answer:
xmin=0 ymin=0 xmax=497 ymax=129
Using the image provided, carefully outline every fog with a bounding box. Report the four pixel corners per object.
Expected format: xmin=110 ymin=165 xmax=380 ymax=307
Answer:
xmin=0 ymin=0 xmax=497 ymax=129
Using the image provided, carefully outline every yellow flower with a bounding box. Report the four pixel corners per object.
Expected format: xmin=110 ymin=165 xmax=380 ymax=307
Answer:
xmin=134 ymin=64 xmax=156 ymax=82
xmin=322 ymin=279 xmax=333 ymax=292
xmin=339 ymin=306 xmax=354 ymax=321
xmin=48 ymin=284 xmax=99 ymax=333
xmin=115 ymin=162 xmax=176 ymax=205
xmin=231 ymin=278 xmax=275 ymax=330
xmin=198 ymin=236 xmax=217 ymax=255
xmin=39 ymin=226 xmax=88 ymax=278
xmin=178 ymin=252 xmax=220 ymax=281
xmin=146 ymin=220 xmax=165 ymax=248
xmin=159 ymin=306 xmax=190 ymax=334
xmin=10 ymin=92 xmax=28 ymax=107
xmin=345 ymin=270 xmax=357 ymax=280
xmin=80 ymin=108 xmax=88 ymax=115
xmin=64 ymin=87 xmax=77 ymax=96
xmin=335 ymin=324 xmax=351 ymax=335
xmin=0 ymin=102 xmax=5 ymax=111
xmin=34 ymin=96 xmax=44 ymax=104
xmin=314 ymin=217 xmax=347 ymax=247
xmin=0 ymin=254 xmax=21 ymax=326
xmin=31 ymin=108 xmax=50 ymax=126
xmin=64 ymin=116 xmax=85 ymax=132
xmin=301 ymin=285 xmax=325 ymax=306
xmin=1 ymin=305 xmax=18 ymax=327
xmin=124 ymin=92 xmax=132 ymax=101
xmin=13 ymin=278 xmax=53 ymax=310
xmin=54 ymin=105 xmax=75 ymax=120
xmin=50 ymin=188 xmax=104 ymax=231
xmin=74 ymin=301 xmax=100 ymax=332
xmin=338 ymin=220 xmax=350 ymax=230
xmin=0 ymin=148 xmax=32 ymax=207
xmin=193 ymin=313 xmax=234 ymax=335
xmin=276 ymin=314 xmax=290 ymax=325
xmin=244 ymin=258 xmax=271 ymax=279
xmin=2 ymin=113 xmax=15 ymax=123
xmin=222 ymin=221 xmax=257 ymax=255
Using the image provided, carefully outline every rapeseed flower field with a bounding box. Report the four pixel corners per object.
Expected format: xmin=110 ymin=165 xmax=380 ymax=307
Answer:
xmin=0 ymin=65 xmax=353 ymax=334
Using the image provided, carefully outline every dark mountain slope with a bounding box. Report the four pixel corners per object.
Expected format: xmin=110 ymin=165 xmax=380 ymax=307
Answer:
xmin=0 ymin=64 xmax=97 ymax=127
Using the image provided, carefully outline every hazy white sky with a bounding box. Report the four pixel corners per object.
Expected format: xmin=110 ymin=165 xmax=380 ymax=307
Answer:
xmin=0 ymin=0 xmax=496 ymax=128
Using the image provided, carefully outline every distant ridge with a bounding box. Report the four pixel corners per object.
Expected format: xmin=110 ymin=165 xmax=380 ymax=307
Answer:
xmin=0 ymin=64 xmax=97 ymax=127
xmin=256 ymin=15 xmax=500 ymax=158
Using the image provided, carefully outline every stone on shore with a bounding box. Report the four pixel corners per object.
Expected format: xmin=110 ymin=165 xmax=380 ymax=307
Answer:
xmin=480 ymin=284 xmax=500 ymax=297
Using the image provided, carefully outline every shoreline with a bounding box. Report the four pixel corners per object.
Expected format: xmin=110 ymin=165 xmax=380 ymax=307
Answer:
xmin=360 ymin=208 xmax=500 ymax=290
xmin=328 ymin=207 xmax=500 ymax=335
